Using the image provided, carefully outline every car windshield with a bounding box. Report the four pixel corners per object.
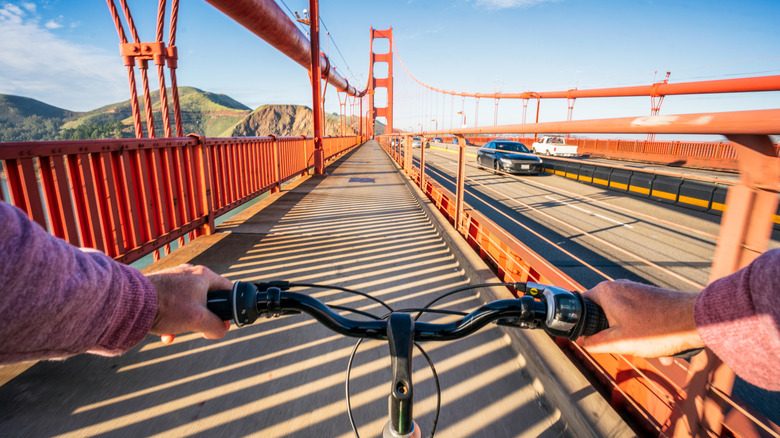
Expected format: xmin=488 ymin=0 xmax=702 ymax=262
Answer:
xmin=493 ymin=142 xmax=529 ymax=153
xmin=413 ymin=136 xmax=421 ymax=140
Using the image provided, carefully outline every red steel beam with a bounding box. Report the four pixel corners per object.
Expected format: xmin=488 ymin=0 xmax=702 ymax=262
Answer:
xmin=403 ymin=71 xmax=780 ymax=100
xmin=539 ymin=75 xmax=780 ymax=99
xmin=423 ymin=108 xmax=780 ymax=136
xmin=204 ymin=0 xmax=365 ymax=97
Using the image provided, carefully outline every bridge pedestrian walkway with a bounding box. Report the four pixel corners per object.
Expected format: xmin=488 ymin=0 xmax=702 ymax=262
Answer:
xmin=0 ymin=141 xmax=627 ymax=437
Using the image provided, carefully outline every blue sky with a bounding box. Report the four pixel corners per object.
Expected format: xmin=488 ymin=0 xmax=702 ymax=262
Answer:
xmin=1 ymin=0 xmax=778 ymax=134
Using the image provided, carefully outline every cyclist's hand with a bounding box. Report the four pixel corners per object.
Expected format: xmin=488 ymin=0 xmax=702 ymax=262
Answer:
xmin=579 ymin=279 xmax=704 ymax=362
xmin=146 ymin=264 xmax=232 ymax=343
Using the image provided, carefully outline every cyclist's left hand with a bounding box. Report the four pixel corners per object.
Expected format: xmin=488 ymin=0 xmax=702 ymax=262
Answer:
xmin=146 ymin=264 xmax=232 ymax=343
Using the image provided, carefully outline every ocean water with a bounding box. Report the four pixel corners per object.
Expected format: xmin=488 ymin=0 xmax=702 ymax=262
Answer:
xmin=130 ymin=192 xmax=268 ymax=270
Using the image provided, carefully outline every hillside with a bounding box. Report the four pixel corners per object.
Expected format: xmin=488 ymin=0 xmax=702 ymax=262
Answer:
xmin=228 ymin=104 xmax=356 ymax=137
xmin=0 ymin=95 xmax=79 ymax=141
xmin=0 ymin=90 xmax=370 ymax=141
xmin=62 ymin=86 xmax=251 ymax=138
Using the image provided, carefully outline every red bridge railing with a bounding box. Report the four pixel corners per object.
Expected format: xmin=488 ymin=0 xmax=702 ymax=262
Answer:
xmin=0 ymin=135 xmax=363 ymax=264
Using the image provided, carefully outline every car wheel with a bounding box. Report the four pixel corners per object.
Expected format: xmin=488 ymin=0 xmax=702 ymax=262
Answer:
xmin=477 ymin=157 xmax=483 ymax=169
xmin=493 ymin=160 xmax=500 ymax=174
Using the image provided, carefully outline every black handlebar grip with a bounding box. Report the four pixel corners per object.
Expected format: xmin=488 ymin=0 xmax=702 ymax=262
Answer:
xmin=581 ymin=299 xmax=609 ymax=337
xmin=207 ymin=289 xmax=234 ymax=321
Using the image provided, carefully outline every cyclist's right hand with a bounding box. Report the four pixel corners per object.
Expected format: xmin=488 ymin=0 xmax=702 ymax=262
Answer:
xmin=146 ymin=264 xmax=233 ymax=343
xmin=579 ymin=279 xmax=704 ymax=361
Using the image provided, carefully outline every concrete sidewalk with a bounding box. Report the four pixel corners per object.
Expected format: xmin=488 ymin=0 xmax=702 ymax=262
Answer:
xmin=0 ymin=141 xmax=625 ymax=437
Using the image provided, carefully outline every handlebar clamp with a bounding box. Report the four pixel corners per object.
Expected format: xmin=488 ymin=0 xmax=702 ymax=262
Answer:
xmin=266 ymin=287 xmax=282 ymax=318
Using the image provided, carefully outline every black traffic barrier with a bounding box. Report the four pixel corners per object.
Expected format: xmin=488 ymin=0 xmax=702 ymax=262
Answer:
xmin=709 ymin=184 xmax=729 ymax=214
xmin=608 ymin=168 xmax=632 ymax=192
xmin=564 ymin=162 xmax=582 ymax=180
xmin=628 ymin=172 xmax=656 ymax=198
xmin=592 ymin=166 xmax=613 ymax=187
xmin=776 ymin=202 xmax=780 ymax=227
xmin=551 ymin=159 xmax=567 ymax=176
xmin=577 ymin=164 xmax=596 ymax=184
xmin=540 ymin=158 xmax=556 ymax=175
xmin=650 ymin=176 xmax=683 ymax=204
xmin=677 ymin=180 xmax=715 ymax=211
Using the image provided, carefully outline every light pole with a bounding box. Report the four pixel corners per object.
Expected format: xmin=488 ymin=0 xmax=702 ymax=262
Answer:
xmin=457 ymin=111 xmax=465 ymax=128
xmin=431 ymin=118 xmax=437 ymax=131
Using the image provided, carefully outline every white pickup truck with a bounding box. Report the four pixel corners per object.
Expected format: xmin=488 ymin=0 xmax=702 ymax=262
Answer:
xmin=531 ymin=136 xmax=578 ymax=157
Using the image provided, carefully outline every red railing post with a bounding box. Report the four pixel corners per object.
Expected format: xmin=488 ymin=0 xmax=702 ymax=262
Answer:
xmin=415 ymin=135 xmax=425 ymax=192
xmin=270 ymin=135 xmax=281 ymax=193
xmin=189 ymin=135 xmax=214 ymax=236
xmin=455 ymin=134 xmax=466 ymax=230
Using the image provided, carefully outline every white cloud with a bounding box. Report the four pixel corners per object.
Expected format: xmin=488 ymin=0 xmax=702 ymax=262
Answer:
xmin=471 ymin=0 xmax=558 ymax=9
xmin=0 ymin=3 xmax=25 ymax=22
xmin=44 ymin=18 xmax=62 ymax=29
xmin=0 ymin=2 xmax=126 ymax=111
xmin=19 ymin=2 xmax=36 ymax=13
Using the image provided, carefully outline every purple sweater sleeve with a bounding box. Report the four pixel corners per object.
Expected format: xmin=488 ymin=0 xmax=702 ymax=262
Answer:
xmin=694 ymin=248 xmax=780 ymax=391
xmin=0 ymin=201 xmax=157 ymax=364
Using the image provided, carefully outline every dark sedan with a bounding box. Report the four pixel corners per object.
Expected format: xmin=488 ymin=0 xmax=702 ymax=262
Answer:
xmin=451 ymin=137 xmax=474 ymax=146
xmin=476 ymin=140 xmax=542 ymax=175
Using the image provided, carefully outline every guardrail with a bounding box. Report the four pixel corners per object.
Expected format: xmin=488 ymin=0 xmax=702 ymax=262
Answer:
xmin=0 ymin=135 xmax=363 ymax=264
xmin=377 ymin=131 xmax=780 ymax=438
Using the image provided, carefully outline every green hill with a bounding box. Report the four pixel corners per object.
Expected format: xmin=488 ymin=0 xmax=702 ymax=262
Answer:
xmin=61 ymin=87 xmax=251 ymax=138
xmin=0 ymin=95 xmax=79 ymax=141
xmin=0 ymin=90 xmax=370 ymax=141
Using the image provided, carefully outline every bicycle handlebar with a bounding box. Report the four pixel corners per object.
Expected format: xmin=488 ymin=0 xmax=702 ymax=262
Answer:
xmin=206 ymin=280 xmax=608 ymax=437
xmin=206 ymin=281 xmax=608 ymax=341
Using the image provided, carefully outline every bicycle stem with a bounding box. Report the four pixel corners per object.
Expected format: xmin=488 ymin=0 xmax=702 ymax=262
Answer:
xmin=387 ymin=313 xmax=415 ymax=436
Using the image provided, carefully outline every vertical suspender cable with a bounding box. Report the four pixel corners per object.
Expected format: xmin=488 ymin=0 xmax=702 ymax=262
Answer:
xmin=106 ymin=0 xmax=144 ymax=138
xmin=155 ymin=0 xmax=173 ymax=138
xmin=168 ymin=0 xmax=183 ymax=137
xmin=119 ymin=0 xmax=156 ymax=137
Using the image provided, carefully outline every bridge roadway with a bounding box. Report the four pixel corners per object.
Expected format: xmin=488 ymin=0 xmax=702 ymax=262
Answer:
xmin=0 ymin=141 xmax=631 ymax=437
xmin=415 ymin=144 xmax=780 ymax=292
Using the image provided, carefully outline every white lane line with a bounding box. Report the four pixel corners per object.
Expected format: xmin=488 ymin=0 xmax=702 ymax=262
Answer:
xmin=545 ymin=195 xmax=634 ymax=229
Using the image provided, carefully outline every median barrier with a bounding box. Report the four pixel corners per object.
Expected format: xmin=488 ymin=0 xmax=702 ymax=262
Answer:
xmin=628 ymin=172 xmax=655 ymax=197
xmin=577 ymin=164 xmax=596 ymax=184
xmin=592 ymin=166 xmax=613 ymax=187
xmin=710 ymin=184 xmax=729 ymax=213
xmin=649 ymin=176 xmax=683 ymax=204
xmin=677 ymin=180 xmax=715 ymax=211
xmin=564 ymin=162 xmax=582 ymax=180
xmin=539 ymin=156 xmax=779 ymax=228
xmin=607 ymin=168 xmax=632 ymax=192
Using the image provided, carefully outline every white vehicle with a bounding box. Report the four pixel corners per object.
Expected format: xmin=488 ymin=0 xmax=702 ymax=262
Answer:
xmin=532 ymin=136 xmax=578 ymax=157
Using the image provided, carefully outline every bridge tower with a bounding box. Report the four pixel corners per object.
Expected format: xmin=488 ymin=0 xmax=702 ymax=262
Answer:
xmin=369 ymin=28 xmax=393 ymax=136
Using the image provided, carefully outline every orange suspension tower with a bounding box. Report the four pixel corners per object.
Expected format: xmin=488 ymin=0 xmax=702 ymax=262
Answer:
xmin=369 ymin=28 xmax=394 ymax=135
